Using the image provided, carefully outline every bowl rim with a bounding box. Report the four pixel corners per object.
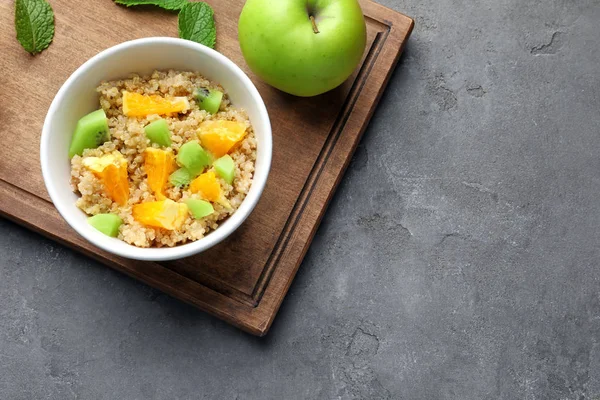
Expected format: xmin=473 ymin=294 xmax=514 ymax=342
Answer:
xmin=40 ymin=37 xmax=272 ymax=261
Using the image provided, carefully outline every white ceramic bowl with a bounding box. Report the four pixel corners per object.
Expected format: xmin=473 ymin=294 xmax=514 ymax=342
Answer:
xmin=41 ymin=37 xmax=272 ymax=261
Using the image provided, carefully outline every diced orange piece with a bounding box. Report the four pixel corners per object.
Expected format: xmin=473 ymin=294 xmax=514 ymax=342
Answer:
xmin=144 ymin=148 xmax=175 ymax=200
xmin=189 ymin=171 xmax=222 ymax=203
xmin=197 ymin=120 xmax=247 ymax=158
xmin=103 ymin=163 xmax=129 ymax=206
xmin=82 ymin=154 xmax=118 ymax=175
xmin=82 ymin=152 xmax=129 ymax=205
xmin=132 ymin=199 xmax=188 ymax=230
xmin=122 ymin=91 xmax=190 ymax=117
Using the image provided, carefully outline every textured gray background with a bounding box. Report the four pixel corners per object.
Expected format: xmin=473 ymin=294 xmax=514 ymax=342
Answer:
xmin=2 ymin=0 xmax=600 ymax=398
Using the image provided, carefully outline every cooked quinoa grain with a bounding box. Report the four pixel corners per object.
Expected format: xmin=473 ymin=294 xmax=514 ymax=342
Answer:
xmin=70 ymin=70 xmax=257 ymax=247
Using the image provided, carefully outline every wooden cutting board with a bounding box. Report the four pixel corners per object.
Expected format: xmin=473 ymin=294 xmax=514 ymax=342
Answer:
xmin=0 ymin=0 xmax=413 ymax=335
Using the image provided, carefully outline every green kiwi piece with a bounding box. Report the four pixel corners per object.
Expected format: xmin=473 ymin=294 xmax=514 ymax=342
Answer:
xmin=213 ymin=155 xmax=235 ymax=185
xmin=177 ymin=140 xmax=211 ymax=176
xmin=185 ymin=199 xmax=215 ymax=219
xmin=87 ymin=213 xmax=122 ymax=237
xmin=169 ymin=168 xmax=192 ymax=188
xmin=144 ymin=119 xmax=172 ymax=147
xmin=68 ymin=109 xmax=110 ymax=158
xmin=193 ymin=88 xmax=223 ymax=114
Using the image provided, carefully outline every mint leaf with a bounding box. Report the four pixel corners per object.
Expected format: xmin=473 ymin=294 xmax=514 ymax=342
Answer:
xmin=178 ymin=2 xmax=216 ymax=49
xmin=114 ymin=0 xmax=188 ymax=11
xmin=14 ymin=0 xmax=55 ymax=55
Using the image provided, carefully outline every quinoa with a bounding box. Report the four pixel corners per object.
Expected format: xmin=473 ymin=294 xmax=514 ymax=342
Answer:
xmin=70 ymin=70 xmax=257 ymax=247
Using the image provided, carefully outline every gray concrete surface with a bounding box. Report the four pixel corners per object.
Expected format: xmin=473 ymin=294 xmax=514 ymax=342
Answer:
xmin=2 ymin=0 xmax=600 ymax=398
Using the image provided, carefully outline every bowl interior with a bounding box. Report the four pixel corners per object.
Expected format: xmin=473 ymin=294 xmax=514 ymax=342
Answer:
xmin=42 ymin=38 xmax=271 ymax=261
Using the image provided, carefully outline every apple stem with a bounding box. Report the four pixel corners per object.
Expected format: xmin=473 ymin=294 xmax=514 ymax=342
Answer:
xmin=310 ymin=15 xmax=320 ymax=34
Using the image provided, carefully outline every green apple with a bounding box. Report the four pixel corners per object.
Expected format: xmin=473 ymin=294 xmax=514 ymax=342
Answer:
xmin=238 ymin=0 xmax=367 ymax=97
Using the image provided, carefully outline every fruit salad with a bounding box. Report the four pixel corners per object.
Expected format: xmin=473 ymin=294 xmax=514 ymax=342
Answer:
xmin=69 ymin=70 xmax=257 ymax=247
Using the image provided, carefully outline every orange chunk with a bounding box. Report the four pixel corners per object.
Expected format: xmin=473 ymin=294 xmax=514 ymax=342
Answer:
xmin=122 ymin=91 xmax=190 ymax=117
xmin=197 ymin=120 xmax=247 ymax=157
xmin=132 ymin=199 xmax=188 ymax=230
xmin=82 ymin=153 xmax=119 ymax=176
xmin=103 ymin=164 xmax=129 ymax=206
xmin=144 ymin=148 xmax=176 ymax=200
xmin=82 ymin=152 xmax=129 ymax=205
xmin=189 ymin=171 xmax=222 ymax=203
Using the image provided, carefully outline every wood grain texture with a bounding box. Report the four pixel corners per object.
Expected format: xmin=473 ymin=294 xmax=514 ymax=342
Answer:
xmin=0 ymin=0 xmax=413 ymax=335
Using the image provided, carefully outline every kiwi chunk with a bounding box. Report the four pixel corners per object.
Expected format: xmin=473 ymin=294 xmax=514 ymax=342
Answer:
xmin=177 ymin=141 xmax=211 ymax=176
xmin=213 ymin=155 xmax=235 ymax=185
xmin=87 ymin=213 xmax=122 ymax=237
xmin=193 ymin=88 xmax=223 ymax=114
xmin=145 ymin=119 xmax=172 ymax=147
xmin=185 ymin=199 xmax=215 ymax=219
xmin=169 ymin=168 xmax=192 ymax=187
xmin=68 ymin=109 xmax=110 ymax=158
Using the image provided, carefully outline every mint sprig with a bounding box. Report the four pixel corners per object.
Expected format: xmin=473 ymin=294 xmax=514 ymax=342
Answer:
xmin=13 ymin=0 xmax=218 ymax=56
xmin=114 ymin=0 xmax=188 ymax=11
xmin=14 ymin=0 xmax=55 ymax=55
xmin=178 ymin=2 xmax=216 ymax=49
